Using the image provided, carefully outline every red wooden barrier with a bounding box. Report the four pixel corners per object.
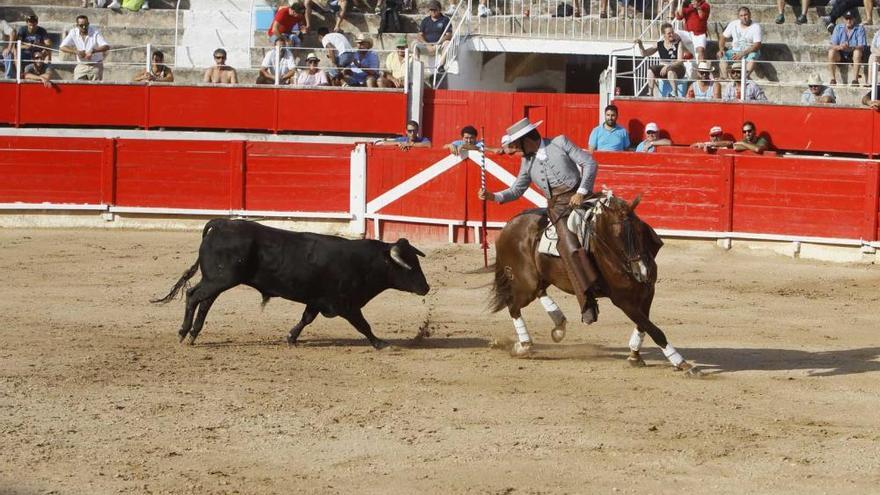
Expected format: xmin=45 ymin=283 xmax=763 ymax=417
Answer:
xmin=0 ymin=83 xmax=16 ymax=125
xmin=18 ymin=83 xmax=147 ymax=127
xmin=148 ymin=86 xmax=277 ymax=132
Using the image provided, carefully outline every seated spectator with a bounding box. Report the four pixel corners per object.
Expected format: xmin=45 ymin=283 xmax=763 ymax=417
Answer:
xmin=635 ymin=122 xmax=672 ymax=152
xmin=686 ymin=60 xmax=722 ymax=99
xmin=861 ymin=83 xmax=880 ymax=108
xmin=717 ymin=7 xmax=761 ymax=78
xmin=132 ymin=49 xmax=174 ymax=83
xmin=589 ymin=104 xmax=631 ymax=151
xmin=412 ymin=0 xmax=451 ymax=71
xmin=22 ymin=49 xmax=56 ymax=88
xmin=375 ymin=120 xmax=431 ymax=150
xmin=378 ymin=36 xmax=407 ymax=89
xmin=1 ymin=19 xmax=13 ymax=79
xmin=256 ymin=37 xmax=297 ymax=85
xmin=775 ymin=0 xmax=808 ymax=24
xmin=722 ymin=63 xmax=767 ymax=101
xmin=295 ymin=52 xmax=330 ymax=86
xmin=827 ymin=11 xmax=866 ymax=85
xmin=635 ymin=23 xmax=691 ymax=97
xmin=734 ymin=121 xmax=769 ymax=153
xmin=674 ymin=0 xmax=710 ymax=61
xmin=203 ymin=48 xmax=238 ymax=84
xmin=317 ymin=27 xmax=355 ymax=84
xmin=868 ymin=25 xmax=880 ymax=76
xmin=15 ymin=15 xmax=52 ymax=69
xmin=344 ymin=34 xmax=379 ymax=87
xmin=59 ymin=15 xmax=110 ymax=81
xmin=691 ymin=125 xmax=735 ymax=151
xmin=121 ymin=0 xmax=149 ymax=10
xmin=802 ymin=74 xmax=836 ymax=104
xmin=269 ymin=1 xmax=307 ymax=42
xmin=822 ymin=0 xmax=874 ymax=33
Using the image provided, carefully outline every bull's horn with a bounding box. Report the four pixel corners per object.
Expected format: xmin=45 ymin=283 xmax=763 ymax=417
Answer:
xmin=390 ymin=245 xmax=412 ymax=270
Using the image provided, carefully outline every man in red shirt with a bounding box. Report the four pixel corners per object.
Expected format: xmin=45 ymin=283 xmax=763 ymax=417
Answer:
xmin=268 ymin=1 xmax=307 ymax=41
xmin=674 ymin=0 xmax=710 ymax=61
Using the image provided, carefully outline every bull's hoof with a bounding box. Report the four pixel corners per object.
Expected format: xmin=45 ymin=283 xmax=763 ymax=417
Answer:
xmin=372 ymin=339 xmax=390 ymax=350
xmin=510 ymin=341 xmax=533 ymax=358
xmin=550 ymin=320 xmax=567 ymax=343
xmin=627 ymin=356 xmax=646 ymax=367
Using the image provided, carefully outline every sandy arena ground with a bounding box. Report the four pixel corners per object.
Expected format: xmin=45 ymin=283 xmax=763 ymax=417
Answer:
xmin=1 ymin=227 xmax=879 ymax=494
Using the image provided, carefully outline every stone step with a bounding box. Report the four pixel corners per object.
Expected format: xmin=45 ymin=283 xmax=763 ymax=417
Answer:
xmin=0 ymin=0 xmax=188 ymax=7
xmin=0 ymin=5 xmax=181 ymax=28
xmin=6 ymin=22 xmax=178 ymax=47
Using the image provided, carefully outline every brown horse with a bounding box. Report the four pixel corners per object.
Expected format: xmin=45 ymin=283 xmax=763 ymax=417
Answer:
xmin=490 ymin=191 xmax=701 ymax=376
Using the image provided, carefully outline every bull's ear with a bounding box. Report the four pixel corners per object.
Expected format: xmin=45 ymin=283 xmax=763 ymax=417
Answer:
xmin=396 ymin=238 xmax=425 ymax=257
xmin=630 ymin=194 xmax=642 ymax=210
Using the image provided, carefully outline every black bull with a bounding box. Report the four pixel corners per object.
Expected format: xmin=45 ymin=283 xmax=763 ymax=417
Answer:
xmin=152 ymin=219 xmax=430 ymax=348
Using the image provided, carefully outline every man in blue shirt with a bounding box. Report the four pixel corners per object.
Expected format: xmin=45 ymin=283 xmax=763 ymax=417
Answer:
xmin=376 ymin=120 xmax=432 ymax=150
xmin=588 ymin=104 xmax=631 ymax=151
xmin=635 ymin=122 xmax=672 ymax=152
xmin=345 ymin=34 xmax=379 ymax=87
xmin=412 ymin=0 xmax=451 ymax=72
xmin=445 ymin=125 xmax=504 ymax=154
xmin=827 ymin=11 xmax=866 ymax=85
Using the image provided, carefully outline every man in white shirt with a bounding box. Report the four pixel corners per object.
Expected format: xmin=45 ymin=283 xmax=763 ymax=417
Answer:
xmin=316 ymin=26 xmax=353 ymax=84
xmin=1 ymin=19 xmax=14 ymax=79
xmin=59 ymin=15 xmax=110 ymax=81
xmin=256 ymin=36 xmax=297 ymax=85
xmin=717 ymin=6 xmax=761 ymax=78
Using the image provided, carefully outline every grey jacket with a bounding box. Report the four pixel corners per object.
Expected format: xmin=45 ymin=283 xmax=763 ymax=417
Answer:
xmin=494 ymin=135 xmax=598 ymax=204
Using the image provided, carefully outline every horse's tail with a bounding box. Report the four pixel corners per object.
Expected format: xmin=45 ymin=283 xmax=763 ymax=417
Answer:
xmin=489 ymin=262 xmax=514 ymax=313
xmin=150 ymin=219 xmax=222 ymax=304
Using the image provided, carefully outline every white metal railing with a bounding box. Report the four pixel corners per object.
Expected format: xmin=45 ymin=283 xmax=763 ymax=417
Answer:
xmin=471 ymin=0 xmax=670 ymax=41
xmin=609 ymin=54 xmax=880 ymax=106
xmin=431 ymin=0 xmax=469 ymax=88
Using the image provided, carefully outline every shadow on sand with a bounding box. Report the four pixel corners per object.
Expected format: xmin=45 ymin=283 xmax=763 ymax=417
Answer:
xmin=196 ymin=336 xmax=491 ymax=350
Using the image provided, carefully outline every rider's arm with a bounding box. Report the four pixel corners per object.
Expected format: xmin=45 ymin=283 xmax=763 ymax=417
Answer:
xmin=554 ymin=135 xmax=597 ymax=195
xmin=493 ymin=159 xmax=532 ymax=204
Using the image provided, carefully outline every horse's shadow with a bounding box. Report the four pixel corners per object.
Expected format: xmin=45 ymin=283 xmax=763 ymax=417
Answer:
xmin=196 ymin=336 xmax=491 ymax=350
xmin=627 ymin=346 xmax=880 ymax=377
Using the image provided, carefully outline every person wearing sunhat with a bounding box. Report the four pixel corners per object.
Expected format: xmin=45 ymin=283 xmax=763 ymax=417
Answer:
xmin=827 ymin=11 xmax=866 ymax=86
xmin=635 ymin=123 xmax=672 ymax=153
xmin=686 ymin=60 xmax=722 ymax=99
xmin=802 ymin=73 xmax=837 ymax=104
xmin=295 ymin=52 xmax=330 ymax=86
xmin=478 ymin=118 xmax=601 ymax=327
xmin=378 ymin=36 xmax=409 ymax=88
xmin=345 ymin=33 xmax=379 ymax=87
xmin=691 ymin=125 xmax=734 ymax=151
xmin=722 ymin=62 xmax=767 ymax=101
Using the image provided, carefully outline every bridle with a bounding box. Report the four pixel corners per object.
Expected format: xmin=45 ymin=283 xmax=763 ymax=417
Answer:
xmin=585 ymin=196 xmax=650 ymax=283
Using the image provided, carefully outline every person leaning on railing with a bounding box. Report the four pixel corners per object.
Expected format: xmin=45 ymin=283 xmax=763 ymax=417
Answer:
xmin=375 ymin=120 xmax=431 ymax=150
xmin=59 ymin=15 xmax=110 ymax=82
xmin=132 ymin=49 xmax=173 ymax=83
xmin=691 ymin=125 xmax=734 ymax=151
xmin=203 ymin=48 xmax=237 ymax=85
xmin=22 ymin=49 xmax=56 ymax=88
xmin=733 ymin=121 xmax=769 ymax=154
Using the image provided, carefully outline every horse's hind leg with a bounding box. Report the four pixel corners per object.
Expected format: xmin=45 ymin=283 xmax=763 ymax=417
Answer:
xmin=508 ymin=305 xmax=534 ymax=358
xmin=538 ymin=290 xmax=567 ymax=343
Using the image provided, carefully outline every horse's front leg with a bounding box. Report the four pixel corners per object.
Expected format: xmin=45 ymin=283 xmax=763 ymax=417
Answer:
xmin=618 ymin=303 xmax=701 ymax=377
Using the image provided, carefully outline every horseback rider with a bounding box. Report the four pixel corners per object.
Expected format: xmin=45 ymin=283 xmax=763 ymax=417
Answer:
xmin=478 ymin=117 xmax=601 ymax=324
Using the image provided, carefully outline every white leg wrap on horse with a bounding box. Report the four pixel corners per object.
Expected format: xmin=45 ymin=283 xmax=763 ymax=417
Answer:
xmin=539 ymin=296 xmax=560 ymax=313
xmin=628 ymin=329 xmax=646 ymax=352
xmin=513 ymin=317 xmax=531 ymax=343
xmin=663 ymin=344 xmax=685 ymax=366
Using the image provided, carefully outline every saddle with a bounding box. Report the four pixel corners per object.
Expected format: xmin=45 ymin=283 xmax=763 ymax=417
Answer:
xmin=537 ymin=197 xmax=600 ymax=257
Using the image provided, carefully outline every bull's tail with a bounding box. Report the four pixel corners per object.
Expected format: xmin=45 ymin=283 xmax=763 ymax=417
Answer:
xmin=150 ymin=219 xmax=223 ymax=304
xmin=489 ymin=264 xmax=514 ymax=313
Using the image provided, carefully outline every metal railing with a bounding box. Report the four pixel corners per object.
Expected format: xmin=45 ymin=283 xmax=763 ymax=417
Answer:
xmin=431 ymin=0 xmax=469 ymax=88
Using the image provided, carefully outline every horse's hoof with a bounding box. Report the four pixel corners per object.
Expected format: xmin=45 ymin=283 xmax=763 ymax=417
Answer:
xmin=510 ymin=341 xmax=533 ymax=358
xmin=186 ymin=335 xmax=197 ymax=346
xmin=287 ymin=338 xmax=298 ymax=347
xmin=627 ymin=356 xmax=646 ymax=367
xmin=677 ymin=363 xmax=703 ymax=378
xmin=178 ymin=333 xmax=187 ymax=344
xmin=551 ymin=325 xmax=566 ymax=343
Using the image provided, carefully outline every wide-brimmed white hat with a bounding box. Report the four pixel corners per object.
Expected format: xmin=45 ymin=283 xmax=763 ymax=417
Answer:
xmin=696 ymin=61 xmax=712 ymax=73
xmin=505 ymin=117 xmax=543 ymax=144
xmin=500 ymin=134 xmax=511 ymax=146
xmin=807 ymin=73 xmax=823 ymax=86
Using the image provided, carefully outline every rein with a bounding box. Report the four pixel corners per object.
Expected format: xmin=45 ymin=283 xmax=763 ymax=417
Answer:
xmin=585 ymin=200 xmax=648 ymax=282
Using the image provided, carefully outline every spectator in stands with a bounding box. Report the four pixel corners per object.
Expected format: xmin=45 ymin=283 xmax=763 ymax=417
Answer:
xmin=378 ymin=36 xmax=408 ymax=89
xmin=635 ymin=23 xmax=690 ymax=97
xmin=269 ymin=1 xmax=307 ymax=42
xmin=256 ymin=37 xmax=297 ymax=85
xmin=132 ymin=49 xmax=174 ymax=83
xmin=412 ymin=0 xmax=451 ymax=71
xmin=734 ymin=121 xmax=769 ymax=153
xmin=775 ymin=0 xmax=808 ymax=24
xmin=635 ymin=122 xmax=672 ymax=152
xmin=822 ymin=0 xmax=874 ymax=33
xmin=59 ymin=15 xmax=110 ymax=81
xmin=691 ymin=125 xmax=734 ymax=151
xmin=722 ymin=62 xmax=767 ymax=101
xmin=203 ymin=48 xmax=238 ymax=84
xmin=376 ymin=120 xmax=431 ymax=150
xmin=868 ymin=26 xmax=880 ymax=76
xmin=22 ymin=49 xmax=56 ymax=88
xmin=296 ymin=52 xmax=330 ymax=86
xmin=14 ymin=15 xmax=52 ymax=69
xmin=861 ymin=86 xmax=880 ymax=109
xmin=317 ymin=27 xmax=355 ymax=85
xmin=718 ymin=6 xmax=762 ymax=78
xmin=827 ymin=11 xmax=866 ymax=85
xmin=1 ymin=19 xmax=13 ymax=79
xmin=588 ymin=104 xmax=631 ymax=151
xmin=445 ymin=125 xmax=503 ymax=154
xmin=345 ymin=34 xmax=379 ymax=87
xmin=802 ymin=73 xmax=837 ymax=104
xmin=674 ymin=0 xmax=710 ymax=62
xmin=686 ymin=61 xmax=722 ymax=99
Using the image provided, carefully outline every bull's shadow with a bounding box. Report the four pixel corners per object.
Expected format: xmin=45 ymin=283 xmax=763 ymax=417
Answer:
xmin=627 ymin=346 xmax=880 ymax=377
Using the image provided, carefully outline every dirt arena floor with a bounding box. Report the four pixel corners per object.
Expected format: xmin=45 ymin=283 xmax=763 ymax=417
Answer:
xmin=1 ymin=227 xmax=879 ymax=495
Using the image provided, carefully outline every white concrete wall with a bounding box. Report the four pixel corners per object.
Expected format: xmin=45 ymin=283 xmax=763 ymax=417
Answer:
xmin=446 ymin=49 xmax=566 ymax=93
xmin=177 ymin=0 xmax=254 ymax=70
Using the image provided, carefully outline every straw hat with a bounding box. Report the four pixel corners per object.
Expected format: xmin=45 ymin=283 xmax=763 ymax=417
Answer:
xmin=305 ymin=52 xmax=320 ymax=61
xmin=696 ymin=61 xmax=712 ymax=72
xmin=807 ymin=73 xmax=823 ymax=86
xmin=355 ymin=33 xmax=373 ymax=48
xmin=505 ymin=117 xmax=543 ymax=144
